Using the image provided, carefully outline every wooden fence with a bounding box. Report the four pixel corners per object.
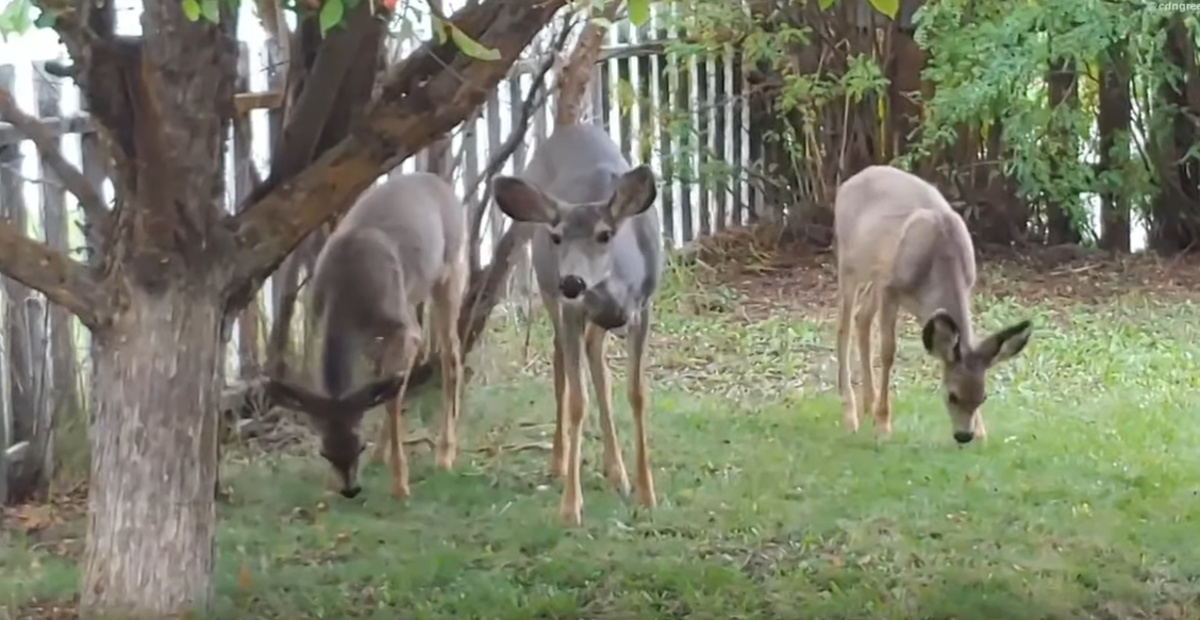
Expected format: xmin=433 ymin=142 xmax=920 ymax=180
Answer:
xmin=0 ymin=19 xmax=757 ymax=497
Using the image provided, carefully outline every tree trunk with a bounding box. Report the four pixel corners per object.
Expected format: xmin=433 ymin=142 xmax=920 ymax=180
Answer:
xmin=82 ymin=285 xmax=222 ymax=618
xmin=1148 ymin=15 xmax=1200 ymax=254
xmin=1045 ymin=57 xmax=1082 ymax=244
xmin=1098 ymin=40 xmax=1131 ymax=253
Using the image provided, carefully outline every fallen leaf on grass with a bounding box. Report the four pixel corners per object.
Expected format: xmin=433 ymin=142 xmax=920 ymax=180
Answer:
xmin=237 ymin=564 xmax=253 ymax=590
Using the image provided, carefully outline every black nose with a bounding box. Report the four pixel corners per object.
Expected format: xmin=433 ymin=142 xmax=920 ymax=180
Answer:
xmin=559 ymin=275 xmax=586 ymax=299
xmin=953 ymin=431 xmax=974 ymax=445
xmin=340 ymin=486 xmax=362 ymax=499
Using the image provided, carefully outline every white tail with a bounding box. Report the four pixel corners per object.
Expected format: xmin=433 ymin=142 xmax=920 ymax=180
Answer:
xmin=833 ymin=165 xmax=1033 ymax=444
xmin=266 ymin=172 xmax=468 ymax=499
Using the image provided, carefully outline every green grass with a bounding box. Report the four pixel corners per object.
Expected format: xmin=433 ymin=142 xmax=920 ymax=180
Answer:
xmin=6 ymin=259 xmax=1200 ymax=619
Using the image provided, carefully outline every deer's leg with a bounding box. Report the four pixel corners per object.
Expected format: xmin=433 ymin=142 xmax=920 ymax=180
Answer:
xmin=544 ymin=294 xmax=568 ymax=479
xmin=559 ymin=310 xmax=589 ymax=526
xmin=853 ymin=288 xmax=878 ymax=421
xmin=431 ymin=265 xmax=466 ymax=470
xmin=370 ymin=341 xmax=391 ymax=465
xmin=381 ymin=329 xmax=422 ymax=499
xmin=584 ymin=322 xmax=630 ymax=497
xmin=836 ymin=287 xmax=858 ymax=433
xmin=627 ymin=308 xmax=657 ymax=509
xmin=974 ymin=411 xmax=988 ymax=440
xmin=873 ymin=293 xmax=900 ymax=437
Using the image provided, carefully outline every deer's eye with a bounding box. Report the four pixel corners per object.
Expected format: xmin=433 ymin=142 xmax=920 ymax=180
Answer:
xmin=596 ymin=230 xmax=612 ymax=243
xmin=947 ymin=393 xmax=960 ymax=406
xmin=549 ymin=233 xmax=563 ymax=245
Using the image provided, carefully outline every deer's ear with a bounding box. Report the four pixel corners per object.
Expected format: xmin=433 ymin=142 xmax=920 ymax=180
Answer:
xmin=922 ymin=309 xmax=962 ymax=364
xmin=343 ymin=375 xmax=404 ymax=412
xmin=265 ymin=379 xmax=330 ymax=417
xmin=609 ymin=165 xmax=657 ymax=221
xmin=977 ymin=319 xmax=1033 ymax=366
xmin=493 ymin=176 xmax=558 ymax=224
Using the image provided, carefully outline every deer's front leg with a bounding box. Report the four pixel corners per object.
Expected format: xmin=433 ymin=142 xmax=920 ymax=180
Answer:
xmin=559 ymin=313 xmax=589 ymax=527
xmin=627 ymin=311 xmax=656 ymax=509
xmin=545 ymin=298 xmax=569 ymax=480
xmin=585 ymin=323 xmax=630 ymax=497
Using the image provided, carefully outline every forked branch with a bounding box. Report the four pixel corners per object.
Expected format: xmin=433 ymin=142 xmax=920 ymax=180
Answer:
xmin=0 ymin=85 xmax=112 ymax=251
xmin=0 ymin=220 xmax=106 ymax=330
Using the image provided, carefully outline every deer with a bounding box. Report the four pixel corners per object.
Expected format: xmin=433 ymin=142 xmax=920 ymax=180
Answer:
xmin=833 ymin=165 xmax=1034 ymax=445
xmin=492 ymin=124 xmax=663 ymax=527
xmin=264 ymin=171 xmax=468 ymax=499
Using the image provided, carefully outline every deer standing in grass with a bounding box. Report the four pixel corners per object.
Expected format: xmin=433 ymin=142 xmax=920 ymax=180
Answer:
xmin=265 ymin=172 xmax=468 ymax=499
xmin=834 ymin=165 xmax=1033 ymax=444
xmin=493 ymin=124 xmax=663 ymax=526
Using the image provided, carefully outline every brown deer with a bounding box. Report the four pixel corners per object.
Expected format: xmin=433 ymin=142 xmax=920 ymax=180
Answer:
xmin=492 ymin=124 xmax=664 ymax=526
xmin=265 ymin=172 xmax=468 ymax=498
xmin=833 ymin=165 xmax=1033 ymax=444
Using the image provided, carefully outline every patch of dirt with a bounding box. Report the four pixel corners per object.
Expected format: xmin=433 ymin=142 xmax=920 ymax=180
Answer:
xmin=684 ymin=228 xmax=1200 ymax=320
xmin=1 ymin=484 xmax=87 ymax=560
xmin=12 ymin=598 xmax=78 ymax=620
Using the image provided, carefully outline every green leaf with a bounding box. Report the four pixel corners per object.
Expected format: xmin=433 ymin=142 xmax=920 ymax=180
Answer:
xmin=627 ymin=0 xmax=650 ymax=27
xmin=319 ymin=0 xmax=343 ymax=35
xmin=866 ymin=0 xmax=898 ymax=19
xmin=431 ymin=14 xmax=447 ymax=43
xmin=449 ymin=24 xmax=500 ymax=61
xmin=817 ymin=0 xmax=837 ymax=10
xmin=0 ymin=0 xmax=31 ymax=36
xmin=181 ymin=0 xmax=201 ymax=21
xmin=199 ymin=0 xmax=220 ymax=23
xmin=590 ymin=16 xmax=613 ymax=30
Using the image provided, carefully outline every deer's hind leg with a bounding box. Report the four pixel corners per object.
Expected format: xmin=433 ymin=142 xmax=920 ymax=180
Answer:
xmin=836 ymin=285 xmax=858 ymax=432
xmin=873 ymin=291 xmax=900 ymax=437
xmin=853 ymin=285 xmax=879 ymax=423
xmin=431 ymin=256 xmax=468 ymax=470
xmin=379 ymin=324 xmax=422 ymax=499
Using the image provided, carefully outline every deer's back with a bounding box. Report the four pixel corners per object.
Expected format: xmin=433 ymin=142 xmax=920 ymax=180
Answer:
xmin=312 ymin=172 xmax=466 ymax=326
xmin=524 ymin=125 xmax=664 ymax=303
xmin=834 ymin=165 xmax=976 ymax=296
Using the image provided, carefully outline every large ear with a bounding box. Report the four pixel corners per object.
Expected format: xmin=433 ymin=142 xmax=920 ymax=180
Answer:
xmin=921 ymin=309 xmax=962 ymax=364
xmin=342 ymin=375 xmax=404 ymax=412
xmin=976 ymin=319 xmax=1033 ymax=366
xmin=492 ymin=176 xmax=559 ymax=224
xmin=264 ymin=379 xmax=330 ymax=416
xmin=608 ymin=165 xmax=657 ymax=221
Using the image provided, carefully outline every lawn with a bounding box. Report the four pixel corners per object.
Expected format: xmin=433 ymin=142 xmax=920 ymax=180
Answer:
xmin=5 ymin=242 xmax=1200 ymax=619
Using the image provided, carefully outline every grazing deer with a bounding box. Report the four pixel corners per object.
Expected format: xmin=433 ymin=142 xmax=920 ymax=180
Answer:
xmin=833 ymin=165 xmax=1033 ymax=444
xmin=492 ymin=124 xmax=663 ymax=526
xmin=265 ymin=172 xmax=468 ymax=499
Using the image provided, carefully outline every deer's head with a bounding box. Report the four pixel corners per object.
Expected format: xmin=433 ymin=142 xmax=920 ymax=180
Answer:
xmin=493 ymin=165 xmax=657 ymax=317
xmin=922 ymin=309 xmax=1033 ymax=444
xmin=264 ymin=375 xmax=403 ymax=497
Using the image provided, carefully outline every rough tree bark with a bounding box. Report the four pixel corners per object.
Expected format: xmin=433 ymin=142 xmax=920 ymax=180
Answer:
xmin=0 ymin=0 xmax=567 ymax=617
xmin=1098 ymin=39 xmax=1131 ymax=253
xmin=1147 ymin=15 xmax=1200 ymax=254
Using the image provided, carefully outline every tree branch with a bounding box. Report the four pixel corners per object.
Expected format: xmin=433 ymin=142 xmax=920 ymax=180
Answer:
xmin=0 ymin=85 xmax=112 ymax=252
xmin=242 ymin=1 xmax=380 ymax=208
xmin=555 ymin=0 xmax=623 ymax=127
xmin=226 ymin=0 xmax=568 ymax=309
xmin=0 ymin=220 xmax=106 ymax=330
xmin=466 ymin=20 xmax=570 ymax=268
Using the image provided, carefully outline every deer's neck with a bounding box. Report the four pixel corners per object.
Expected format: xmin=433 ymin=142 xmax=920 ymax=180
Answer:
xmin=921 ymin=262 xmax=975 ymax=345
